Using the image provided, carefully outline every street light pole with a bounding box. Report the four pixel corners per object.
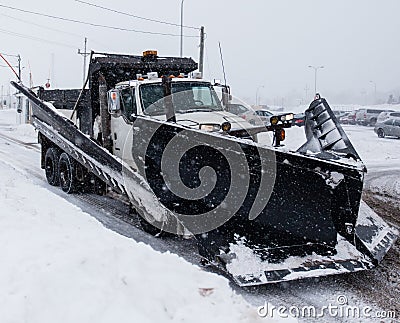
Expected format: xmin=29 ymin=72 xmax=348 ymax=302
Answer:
xmin=180 ymin=0 xmax=185 ymax=57
xmin=308 ymin=65 xmax=324 ymax=94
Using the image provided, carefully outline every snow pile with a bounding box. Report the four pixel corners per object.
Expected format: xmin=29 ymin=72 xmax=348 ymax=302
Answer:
xmin=0 ymin=108 xmax=19 ymax=124
xmin=0 ymin=158 xmax=291 ymax=323
xmin=11 ymin=123 xmax=38 ymax=141
xmin=0 ymin=109 xmax=37 ymax=142
xmin=226 ymin=234 xmax=366 ymax=283
xmin=366 ymin=174 xmax=400 ymax=198
xmin=344 ymin=125 xmax=400 ymax=170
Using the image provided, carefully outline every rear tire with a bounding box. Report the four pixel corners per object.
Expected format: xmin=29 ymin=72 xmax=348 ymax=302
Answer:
xmin=88 ymin=174 xmax=107 ymax=195
xmin=58 ymin=152 xmax=78 ymax=193
xmin=377 ymin=129 xmax=385 ymax=138
xmin=370 ymin=118 xmax=377 ymax=126
xmin=45 ymin=147 xmax=61 ymax=186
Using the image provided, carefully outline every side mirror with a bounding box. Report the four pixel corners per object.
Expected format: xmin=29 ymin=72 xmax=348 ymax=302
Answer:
xmin=221 ymin=85 xmax=231 ymax=106
xmin=107 ymin=90 xmax=121 ymax=113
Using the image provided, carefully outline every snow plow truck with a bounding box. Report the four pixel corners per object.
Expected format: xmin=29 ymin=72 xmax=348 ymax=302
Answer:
xmin=12 ymin=50 xmax=398 ymax=286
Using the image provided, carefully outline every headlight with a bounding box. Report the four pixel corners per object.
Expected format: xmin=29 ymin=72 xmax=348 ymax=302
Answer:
xmin=199 ymin=124 xmax=221 ymax=132
xmin=270 ymin=113 xmax=294 ymax=124
xmin=281 ymin=113 xmax=294 ymax=122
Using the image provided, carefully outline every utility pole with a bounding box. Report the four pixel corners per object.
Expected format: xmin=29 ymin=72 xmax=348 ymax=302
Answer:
xmin=199 ymin=26 xmax=205 ymax=75
xmin=17 ymin=54 xmax=21 ymax=81
xmin=17 ymin=54 xmax=22 ymax=113
xmin=180 ymin=0 xmax=185 ymax=57
xmin=78 ymin=37 xmax=90 ymax=86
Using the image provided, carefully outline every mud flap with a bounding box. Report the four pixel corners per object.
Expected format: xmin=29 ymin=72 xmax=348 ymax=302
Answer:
xmin=355 ymin=200 xmax=399 ymax=264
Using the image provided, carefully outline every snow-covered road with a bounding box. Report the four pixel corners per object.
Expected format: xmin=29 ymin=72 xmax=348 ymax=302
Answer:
xmin=0 ymin=109 xmax=399 ymax=322
xmin=0 ymin=110 xmax=286 ymax=323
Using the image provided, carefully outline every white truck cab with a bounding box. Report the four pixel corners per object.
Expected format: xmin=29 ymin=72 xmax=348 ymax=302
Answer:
xmin=107 ymin=75 xmax=254 ymax=164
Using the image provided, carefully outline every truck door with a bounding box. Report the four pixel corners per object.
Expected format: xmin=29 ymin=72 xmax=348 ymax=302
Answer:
xmin=110 ymin=87 xmax=137 ymax=169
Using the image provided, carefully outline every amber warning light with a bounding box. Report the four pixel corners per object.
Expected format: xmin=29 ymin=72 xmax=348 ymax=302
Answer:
xmin=143 ymin=50 xmax=158 ymax=57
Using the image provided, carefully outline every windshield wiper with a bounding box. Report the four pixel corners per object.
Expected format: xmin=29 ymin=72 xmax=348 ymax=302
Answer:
xmin=176 ymin=108 xmax=215 ymax=114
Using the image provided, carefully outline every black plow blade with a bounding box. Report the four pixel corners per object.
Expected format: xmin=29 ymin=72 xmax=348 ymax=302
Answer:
xmin=200 ymin=97 xmax=399 ymax=286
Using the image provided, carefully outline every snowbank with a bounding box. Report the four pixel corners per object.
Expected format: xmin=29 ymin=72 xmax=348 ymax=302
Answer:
xmin=343 ymin=125 xmax=400 ymax=171
xmin=0 ymin=156 xmax=294 ymax=323
xmin=366 ymin=174 xmax=400 ymax=198
xmin=0 ymin=109 xmax=38 ymax=142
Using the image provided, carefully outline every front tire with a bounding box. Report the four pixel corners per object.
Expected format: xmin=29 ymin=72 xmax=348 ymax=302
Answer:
xmin=58 ymin=152 xmax=78 ymax=193
xmin=377 ymin=129 xmax=385 ymax=138
xmin=131 ymin=205 xmax=175 ymax=237
xmin=137 ymin=213 xmax=164 ymax=236
xmin=45 ymin=147 xmax=61 ymax=186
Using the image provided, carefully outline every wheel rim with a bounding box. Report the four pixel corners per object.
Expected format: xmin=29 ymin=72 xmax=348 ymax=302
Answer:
xmin=59 ymin=159 xmax=71 ymax=190
xmin=45 ymin=156 xmax=55 ymax=181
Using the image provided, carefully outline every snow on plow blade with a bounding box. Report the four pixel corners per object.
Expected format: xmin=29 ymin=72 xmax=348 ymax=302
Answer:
xmin=197 ymin=98 xmax=398 ymax=286
xmin=226 ymin=201 xmax=398 ymax=286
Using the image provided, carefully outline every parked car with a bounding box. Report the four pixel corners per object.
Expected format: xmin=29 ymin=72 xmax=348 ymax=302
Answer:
xmin=227 ymin=103 xmax=271 ymax=125
xmin=254 ymin=109 xmax=273 ymax=125
xmin=374 ymin=118 xmax=400 ymax=138
xmin=338 ymin=111 xmax=356 ymax=125
xmin=227 ymin=103 xmax=248 ymax=115
xmin=292 ymin=113 xmax=305 ymax=127
xmin=333 ymin=110 xmax=348 ymax=119
xmin=355 ymin=108 xmax=394 ymax=126
xmin=338 ymin=112 xmax=350 ymax=124
xmin=377 ymin=111 xmax=400 ymax=123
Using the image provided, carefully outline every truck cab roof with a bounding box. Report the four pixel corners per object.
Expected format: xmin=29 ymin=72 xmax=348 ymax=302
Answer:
xmin=115 ymin=76 xmax=206 ymax=89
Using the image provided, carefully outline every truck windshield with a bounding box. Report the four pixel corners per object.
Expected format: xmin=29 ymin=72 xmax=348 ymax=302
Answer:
xmin=140 ymin=81 xmax=223 ymax=116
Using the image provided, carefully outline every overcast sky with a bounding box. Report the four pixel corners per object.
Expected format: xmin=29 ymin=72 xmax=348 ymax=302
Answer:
xmin=1 ymin=0 xmax=400 ymax=106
